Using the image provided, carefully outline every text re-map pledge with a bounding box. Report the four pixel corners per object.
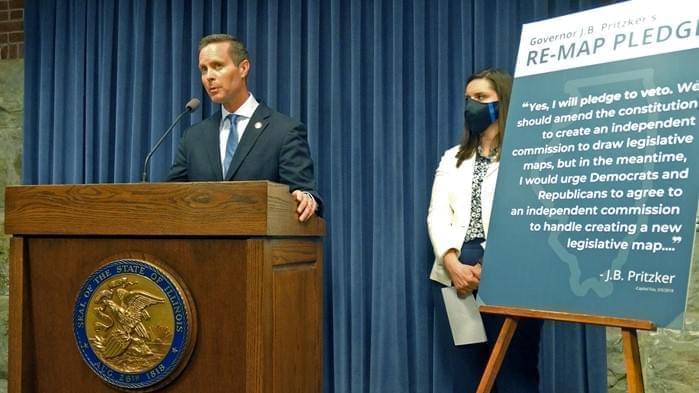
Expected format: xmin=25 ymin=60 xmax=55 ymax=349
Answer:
xmin=479 ymin=0 xmax=698 ymax=328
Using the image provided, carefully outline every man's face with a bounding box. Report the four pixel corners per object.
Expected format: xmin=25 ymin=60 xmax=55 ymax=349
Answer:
xmin=198 ymin=42 xmax=250 ymax=110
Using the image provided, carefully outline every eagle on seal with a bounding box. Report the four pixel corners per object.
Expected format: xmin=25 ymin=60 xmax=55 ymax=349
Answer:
xmin=92 ymin=289 xmax=165 ymax=359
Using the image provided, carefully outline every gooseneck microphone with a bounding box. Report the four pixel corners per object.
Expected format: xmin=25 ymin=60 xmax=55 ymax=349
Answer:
xmin=141 ymin=98 xmax=200 ymax=182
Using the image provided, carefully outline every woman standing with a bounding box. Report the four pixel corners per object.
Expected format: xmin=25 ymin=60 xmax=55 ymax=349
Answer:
xmin=428 ymin=69 xmax=541 ymax=393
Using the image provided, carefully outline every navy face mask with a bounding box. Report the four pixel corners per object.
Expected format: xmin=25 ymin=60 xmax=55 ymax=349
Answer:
xmin=464 ymin=98 xmax=499 ymax=136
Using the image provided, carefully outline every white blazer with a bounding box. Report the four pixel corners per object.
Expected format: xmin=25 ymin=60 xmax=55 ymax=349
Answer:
xmin=427 ymin=145 xmax=500 ymax=286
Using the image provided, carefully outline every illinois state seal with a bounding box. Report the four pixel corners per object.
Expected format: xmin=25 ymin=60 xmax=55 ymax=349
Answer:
xmin=73 ymin=258 xmax=197 ymax=390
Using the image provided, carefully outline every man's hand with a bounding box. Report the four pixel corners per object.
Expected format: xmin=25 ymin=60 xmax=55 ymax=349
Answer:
xmin=443 ymin=250 xmax=481 ymax=298
xmin=292 ymin=190 xmax=318 ymax=222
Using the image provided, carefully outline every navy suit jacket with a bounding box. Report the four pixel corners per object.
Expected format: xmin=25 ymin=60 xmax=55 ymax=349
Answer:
xmin=167 ymin=103 xmax=323 ymax=214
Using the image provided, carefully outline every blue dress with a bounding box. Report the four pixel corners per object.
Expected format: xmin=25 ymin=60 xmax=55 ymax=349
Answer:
xmin=431 ymin=239 xmax=542 ymax=393
xmin=431 ymin=154 xmax=542 ymax=392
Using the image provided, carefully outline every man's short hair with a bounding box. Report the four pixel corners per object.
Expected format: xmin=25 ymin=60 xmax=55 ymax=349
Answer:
xmin=198 ymin=34 xmax=249 ymax=65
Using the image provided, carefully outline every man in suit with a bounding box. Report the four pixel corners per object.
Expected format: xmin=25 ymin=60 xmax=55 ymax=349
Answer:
xmin=168 ymin=34 xmax=322 ymax=221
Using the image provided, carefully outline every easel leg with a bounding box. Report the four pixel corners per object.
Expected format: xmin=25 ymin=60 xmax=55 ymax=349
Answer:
xmin=622 ymin=328 xmax=645 ymax=393
xmin=476 ymin=316 xmax=519 ymax=393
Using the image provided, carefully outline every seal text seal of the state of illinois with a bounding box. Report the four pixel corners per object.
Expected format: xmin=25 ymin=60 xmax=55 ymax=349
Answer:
xmin=73 ymin=258 xmax=196 ymax=391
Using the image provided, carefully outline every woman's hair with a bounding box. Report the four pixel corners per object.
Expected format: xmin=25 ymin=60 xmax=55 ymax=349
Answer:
xmin=455 ymin=68 xmax=513 ymax=167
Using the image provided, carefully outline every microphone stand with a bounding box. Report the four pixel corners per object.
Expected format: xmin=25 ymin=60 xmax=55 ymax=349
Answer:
xmin=141 ymin=107 xmax=195 ymax=182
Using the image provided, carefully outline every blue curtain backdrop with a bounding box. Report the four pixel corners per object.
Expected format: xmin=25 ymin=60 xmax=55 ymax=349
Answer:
xmin=24 ymin=0 xmax=613 ymax=391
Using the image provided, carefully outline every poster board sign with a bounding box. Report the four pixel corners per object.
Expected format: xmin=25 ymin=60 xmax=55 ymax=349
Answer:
xmin=479 ymin=0 xmax=698 ymax=329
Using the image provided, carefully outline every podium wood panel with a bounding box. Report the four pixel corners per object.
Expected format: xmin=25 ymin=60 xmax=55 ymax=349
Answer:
xmin=270 ymin=241 xmax=322 ymax=393
xmin=8 ymin=237 xmax=33 ymax=393
xmin=5 ymin=182 xmax=324 ymax=393
xmin=4 ymin=181 xmax=324 ymax=236
xmin=10 ymin=237 xmax=321 ymax=393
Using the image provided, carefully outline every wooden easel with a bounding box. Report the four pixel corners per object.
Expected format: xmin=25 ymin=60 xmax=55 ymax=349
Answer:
xmin=475 ymin=305 xmax=656 ymax=393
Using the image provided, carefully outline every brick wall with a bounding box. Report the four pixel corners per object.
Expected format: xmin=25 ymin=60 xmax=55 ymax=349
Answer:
xmin=0 ymin=0 xmax=23 ymax=60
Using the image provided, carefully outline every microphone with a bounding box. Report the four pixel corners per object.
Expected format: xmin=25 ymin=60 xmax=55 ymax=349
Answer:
xmin=141 ymin=98 xmax=200 ymax=182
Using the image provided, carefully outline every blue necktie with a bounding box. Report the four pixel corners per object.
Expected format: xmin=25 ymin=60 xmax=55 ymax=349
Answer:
xmin=223 ymin=113 xmax=239 ymax=177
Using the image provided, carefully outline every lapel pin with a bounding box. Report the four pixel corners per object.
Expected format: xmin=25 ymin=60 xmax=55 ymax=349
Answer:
xmin=254 ymin=121 xmax=263 ymax=129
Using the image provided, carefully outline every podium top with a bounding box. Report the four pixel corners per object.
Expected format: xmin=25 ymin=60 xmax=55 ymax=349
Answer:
xmin=4 ymin=181 xmax=325 ymax=237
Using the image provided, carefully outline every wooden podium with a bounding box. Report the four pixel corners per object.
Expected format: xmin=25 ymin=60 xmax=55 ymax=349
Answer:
xmin=4 ymin=181 xmax=325 ymax=393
